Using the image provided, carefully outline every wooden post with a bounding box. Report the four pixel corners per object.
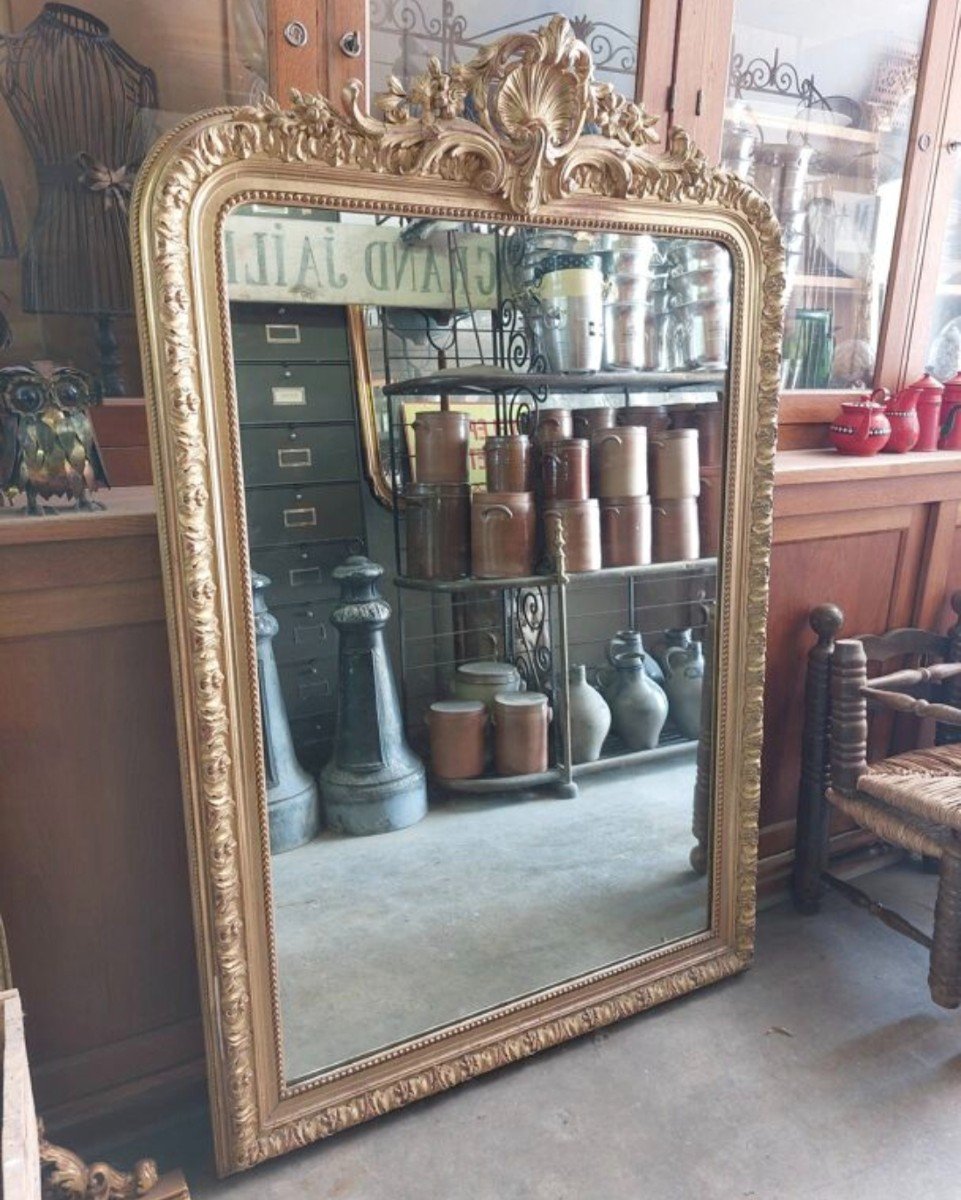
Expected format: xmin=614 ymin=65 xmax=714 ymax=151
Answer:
xmin=792 ymin=603 xmax=843 ymax=913
xmin=830 ymin=638 xmax=869 ymax=794
xmin=690 ymin=600 xmax=716 ymax=875
xmin=938 ymin=591 xmax=961 ymax=744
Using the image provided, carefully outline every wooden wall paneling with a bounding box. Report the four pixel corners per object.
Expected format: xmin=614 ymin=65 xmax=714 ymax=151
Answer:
xmin=669 ymin=0 xmax=734 ymax=162
xmin=876 ymin=0 xmax=961 ymax=390
xmin=0 ymin=494 xmax=203 ymax=1136
xmin=636 ymin=0 xmax=680 ymax=132
xmin=92 ymin=401 xmax=152 ymax=489
xmin=269 ymin=0 xmax=325 ymax=100
xmin=326 ymin=0 xmax=369 ymax=111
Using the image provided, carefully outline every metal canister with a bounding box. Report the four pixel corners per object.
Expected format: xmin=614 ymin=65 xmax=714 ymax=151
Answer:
xmin=485 ymin=434 xmax=531 ymax=492
xmin=403 ymin=482 xmax=471 ymax=580
xmin=535 ymin=260 xmax=606 ymax=373
xmin=604 ymin=301 xmax=652 ymax=370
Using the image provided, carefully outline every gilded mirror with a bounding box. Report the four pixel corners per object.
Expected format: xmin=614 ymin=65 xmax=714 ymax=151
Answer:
xmin=132 ymin=18 xmax=782 ymax=1175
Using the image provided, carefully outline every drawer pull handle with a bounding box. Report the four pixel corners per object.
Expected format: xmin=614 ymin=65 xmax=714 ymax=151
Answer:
xmin=289 ymin=566 xmax=321 ymax=586
xmin=278 ymin=447 xmax=312 ymax=468
xmin=294 ymin=623 xmax=326 ymax=644
xmin=271 ymin=385 xmax=306 ymax=407
xmin=283 ymin=506 xmax=317 ymax=528
xmin=265 ymin=323 xmax=301 ymax=344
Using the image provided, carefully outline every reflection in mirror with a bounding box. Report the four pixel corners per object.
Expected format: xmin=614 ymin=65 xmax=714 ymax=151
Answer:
xmin=224 ymin=206 xmax=731 ymax=1083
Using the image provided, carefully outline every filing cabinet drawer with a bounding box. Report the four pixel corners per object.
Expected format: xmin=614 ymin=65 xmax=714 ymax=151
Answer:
xmin=240 ymin=424 xmax=359 ymax=488
xmin=235 ymin=362 xmax=355 ymax=425
xmin=250 ymin=542 xmax=361 ymax=605
xmin=245 ymin=483 xmax=364 ymax=547
xmin=272 ymin=599 xmax=338 ymax=665
xmin=230 ymin=303 xmax=350 ymax=362
xmin=278 ymin=658 xmax=337 ymax=721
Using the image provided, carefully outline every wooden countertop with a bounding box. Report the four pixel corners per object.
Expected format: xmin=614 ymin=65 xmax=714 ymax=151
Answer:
xmin=774 ymin=448 xmax=961 ymax=486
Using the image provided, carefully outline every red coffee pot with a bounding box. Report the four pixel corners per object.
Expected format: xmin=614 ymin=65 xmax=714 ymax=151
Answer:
xmin=940 ymin=371 xmax=961 ymax=449
xmin=898 ymin=372 xmax=943 ymax=452
xmin=881 ymin=386 xmax=919 ymax=453
xmin=828 ymin=390 xmax=891 ymax=456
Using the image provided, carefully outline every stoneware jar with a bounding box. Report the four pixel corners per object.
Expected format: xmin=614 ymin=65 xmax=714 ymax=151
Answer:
xmin=672 ymin=403 xmax=723 ymax=468
xmin=471 ymin=491 xmax=536 ymax=578
xmin=427 ymin=700 xmax=487 ymax=779
xmin=592 ymin=426 xmax=648 ymax=497
xmin=608 ymin=651 xmax=669 ymax=751
xmin=599 ymin=495 xmax=652 ymax=567
xmin=413 ymin=410 xmax=470 ymax=483
xmin=661 ymin=639 xmax=705 ymax=740
xmin=568 ymin=664 xmax=611 ymax=763
xmin=493 ymin=691 xmax=552 ymax=776
xmin=697 ymin=467 xmax=722 ymax=557
xmin=453 ymin=660 xmax=524 ymax=711
xmin=528 ymin=406 xmax=573 ymax=446
xmin=543 ymin=497 xmax=601 ymax=572
xmin=572 ymin=406 xmax=616 ymax=440
xmin=540 ymin=438 xmax=590 ymax=501
xmin=403 ymin=482 xmax=470 ymax=580
xmin=653 ymin=498 xmax=700 ymax=561
xmin=650 ymin=428 xmax=700 ymax=499
xmin=485 ymin=434 xmax=531 ymax=492
xmin=617 ymin=404 xmax=669 ymax=438
xmin=598 ymin=629 xmax=664 ymax=693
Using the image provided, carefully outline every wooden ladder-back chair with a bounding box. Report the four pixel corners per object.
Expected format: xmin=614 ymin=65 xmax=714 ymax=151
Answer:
xmin=792 ymin=595 xmax=961 ymax=1009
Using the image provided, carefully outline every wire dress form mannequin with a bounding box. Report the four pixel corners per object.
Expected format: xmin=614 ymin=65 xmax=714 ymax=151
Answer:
xmin=0 ymin=4 xmax=157 ymax=393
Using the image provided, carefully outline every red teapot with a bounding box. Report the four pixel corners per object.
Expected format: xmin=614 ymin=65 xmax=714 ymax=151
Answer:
xmin=828 ymin=390 xmax=891 ymax=456
xmin=940 ymin=371 xmax=961 ymax=449
xmin=881 ymin=386 xmax=920 ymax=453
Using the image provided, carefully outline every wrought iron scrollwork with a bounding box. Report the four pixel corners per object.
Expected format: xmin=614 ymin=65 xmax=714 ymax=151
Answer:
xmin=512 ymin=585 xmax=552 ymax=695
xmin=729 ymin=45 xmax=830 ymax=112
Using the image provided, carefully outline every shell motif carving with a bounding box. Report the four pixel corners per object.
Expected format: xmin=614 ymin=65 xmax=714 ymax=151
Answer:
xmin=133 ymin=12 xmax=784 ymax=1175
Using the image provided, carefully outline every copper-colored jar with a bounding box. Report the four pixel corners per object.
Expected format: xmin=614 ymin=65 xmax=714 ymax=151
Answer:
xmin=427 ymin=699 xmax=487 ymax=780
xmin=672 ymin=403 xmax=723 ymax=469
xmin=413 ymin=410 xmax=470 ymax=483
xmin=650 ymin=428 xmax=700 ymax=499
xmin=592 ymin=426 xmax=648 ymax=498
xmin=485 ymin=434 xmax=531 ymax=492
xmin=617 ymin=404 xmax=669 ymax=438
xmin=471 ymin=491 xmax=536 ymax=578
xmin=529 ymin=406 xmax=573 ymax=446
xmin=540 ymin=438 xmax=590 ymax=501
xmin=698 ymin=466 xmax=722 ymax=557
xmin=493 ymin=691 xmax=552 ymax=776
xmin=572 ymin=406 xmax=617 ymax=440
xmin=600 ymin=495 xmax=652 ymax=567
xmin=543 ymin=497 xmax=601 ymax=572
xmin=404 ymin=482 xmax=470 ymax=580
xmin=653 ymin=498 xmax=700 ymax=562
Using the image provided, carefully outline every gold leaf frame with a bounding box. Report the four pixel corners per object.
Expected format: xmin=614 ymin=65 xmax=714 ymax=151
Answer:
xmin=131 ymin=17 xmax=783 ymax=1177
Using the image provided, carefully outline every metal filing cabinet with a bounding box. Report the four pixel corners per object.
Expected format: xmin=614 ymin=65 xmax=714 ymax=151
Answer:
xmin=231 ymin=301 xmax=367 ymax=775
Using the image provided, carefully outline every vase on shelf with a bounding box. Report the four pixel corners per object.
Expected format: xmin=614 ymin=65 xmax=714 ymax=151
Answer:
xmin=567 ymin=665 xmax=611 ymax=764
xmin=608 ymin=651 xmax=669 ymax=751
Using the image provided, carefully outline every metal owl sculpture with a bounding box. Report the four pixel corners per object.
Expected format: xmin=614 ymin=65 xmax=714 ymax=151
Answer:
xmin=0 ymin=366 xmax=110 ymax=514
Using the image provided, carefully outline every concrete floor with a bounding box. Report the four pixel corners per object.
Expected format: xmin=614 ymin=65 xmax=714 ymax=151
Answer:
xmin=273 ymin=754 xmax=706 ymax=1079
xmin=157 ymin=859 xmax=961 ymax=1200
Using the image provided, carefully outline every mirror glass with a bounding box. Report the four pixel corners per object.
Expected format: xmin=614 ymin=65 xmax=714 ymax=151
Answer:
xmin=224 ymin=205 xmax=731 ymax=1083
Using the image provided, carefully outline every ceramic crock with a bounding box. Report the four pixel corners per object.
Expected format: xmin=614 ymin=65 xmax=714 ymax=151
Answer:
xmin=471 ymin=491 xmax=536 ymax=578
xmin=650 ymin=428 xmax=700 ymax=499
xmin=492 ymin=691 xmax=552 ymax=776
xmin=454 ymin=660 xmax=524 ymax=710
xmin=543 ymin=497 xmax=601 ymax=572
xmin=697 ymin=467 xmax=722 ymax=557
xmin=592 ymin=426 xmax=648 ymax=497
xmin=572 ymin=406 xmax=617 ymax=439
xmin=427 ymin=700 xmax=487 ymax=779
xmin=485 ymin=434 xmax=531 ymax=492
xmin=617 ymin=404 xmax=670 ymax=438
xmin=540 ymin=438 xmax=590 ymax=501
xmin=653 ymin=498 xmax=700 ymax=561
xmin=599 ymin=495 xmax=652 ymax=567
xmin=413 ymin=410 xmax=470 ymax=482
xmin=671 ymin=402 xmax=723 ymax=468
xmin=528 ymin=406 xmax=573 ymax=446
xmin=403 ymin=482 xmax=470 ymax=580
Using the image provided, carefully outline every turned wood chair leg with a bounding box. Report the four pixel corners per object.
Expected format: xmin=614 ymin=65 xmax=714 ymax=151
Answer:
xmin=929 ymin=844 xmax=961 ymax=1009
xmin=793 ymin=604 xmax=843 ymax=913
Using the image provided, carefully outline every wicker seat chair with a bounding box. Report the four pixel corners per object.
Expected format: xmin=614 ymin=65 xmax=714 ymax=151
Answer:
xmin=792 ymin=596 xmax=961 ymax=1009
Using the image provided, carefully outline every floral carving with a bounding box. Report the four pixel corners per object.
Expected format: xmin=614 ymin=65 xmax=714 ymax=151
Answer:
xmin=132 ymin=13 xmax=783 ymax=1177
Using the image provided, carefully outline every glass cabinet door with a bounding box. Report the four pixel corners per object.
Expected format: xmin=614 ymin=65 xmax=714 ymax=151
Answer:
xmin=925 ymin=162 xmax=961 ymax=381
xmin=720 ymin=1 xmax=931 ymax=391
